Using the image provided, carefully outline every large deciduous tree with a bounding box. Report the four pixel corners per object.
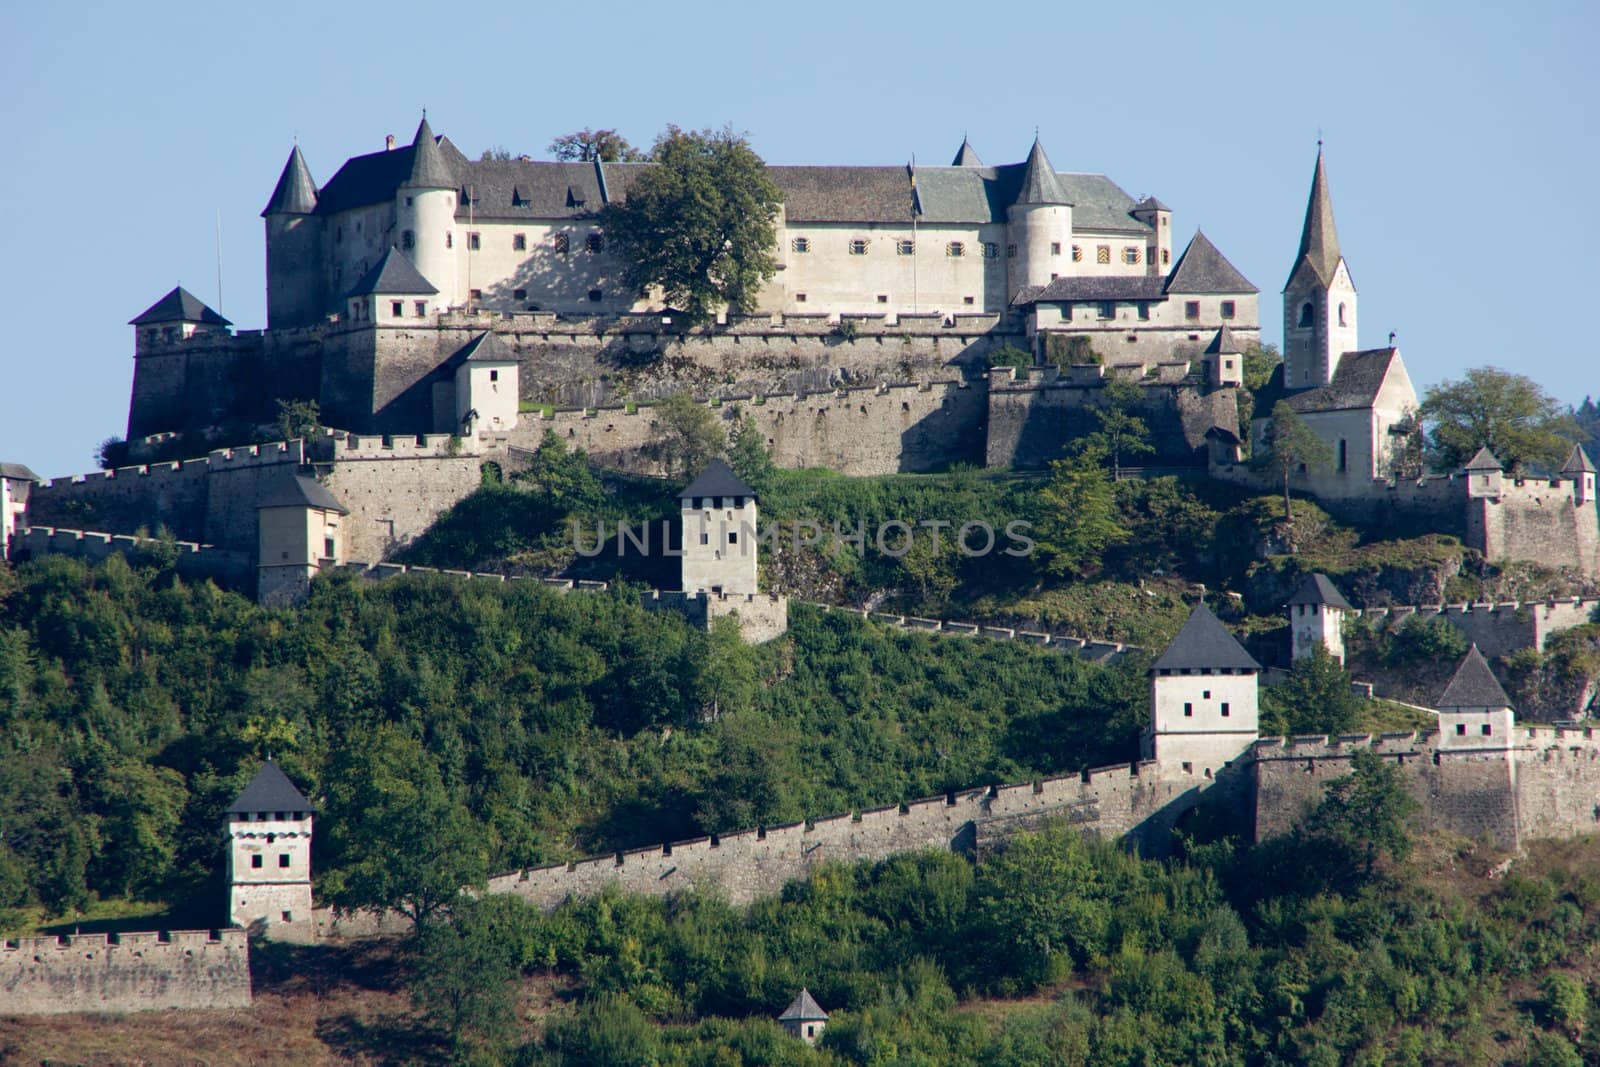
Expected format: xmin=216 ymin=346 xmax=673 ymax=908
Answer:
xmin=547 ymin=127 xmax=645 ymax=163
xmin=601 ymin=126 xmax=782 ymax=323
xmin=1252 ymin=401 xmax=1334 ymax=525
xmin=1419 ymin=366 xmax=1576 ymax=473
xmin=1033 ymin=446 xmax=1129 ymax=577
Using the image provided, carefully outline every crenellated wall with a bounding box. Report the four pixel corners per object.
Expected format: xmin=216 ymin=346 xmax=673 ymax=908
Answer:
xmin=10 ymin=526 xmax=251 ymax=589
xmin=0 ymin=929 xmax=250 ymax=1015
xmin=1352 ymin=598 xmax=1600 ymax=657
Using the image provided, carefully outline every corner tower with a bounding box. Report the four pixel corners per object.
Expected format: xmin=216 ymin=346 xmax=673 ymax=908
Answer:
xmin=396 ymin=116 xmax=458 ymax=309
xmin=1007 ymin=138 xmax=1072 ymax=300
xmin=226 ymin=760 xmax=315 ymax=943
xmin=262 ymin=144 xmax=324 ymax=329
xmin=1286 ymin=573 xmax=1353 ymax=663
xmin=1143 ymin=603 xmax=1261 ymax=778
xmin=680 ymin=459 xmax=758 ymax=596
xmin=1283 ymin=146 xmax=1357 ymax=390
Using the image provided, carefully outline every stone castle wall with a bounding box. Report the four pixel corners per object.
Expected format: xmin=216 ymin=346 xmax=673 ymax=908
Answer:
xmin=321 ymin=434 xmax=486 ymax=564
xmin=1470 ymin=479 xmax=1600 ymax=577
xmin=1352 ymin=598 xmax=1600 ymax=657
xmin=10 ymin=526 xmax=250 ymax=590
xmin=0 ymin=929 xmax=250 ymax=1016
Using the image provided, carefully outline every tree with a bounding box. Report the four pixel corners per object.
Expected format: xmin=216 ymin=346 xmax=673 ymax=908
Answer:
xmin=1419 ymin=366 xmax=1576 ymax=473
xmin=1033 ymin=447 xmax=1129 ymax=577
xmin=548 ymin=127 xmax=644 ymax=163
xmin=479 ymin=145 xmax=515 ymax=162
xmin=986 ymin=344 xmax=1033 ymax=370
xmin=1252 ymin=401 xmax=1334 ymax=525
xmin=512 ymin=429 xmax=606 ymax=514
xmin=1304 ymin=749 xmax=1418 ymax=881
xmin=1235 ymin=341 xmax=1283 ymax=432
xmin=1082 ymin=378 xmax=1154 ymax=479
xmin=600 ymin=126 xmax=782 ymax=323
xmin=726 ymin=414 xmax=775 ymax=490
xmin=412 ymin=895 xmax=539 ymax=1061
xmin=1540 ymin=973 xmax=1587 ymax=1037
xmin=95 ymin=436 xmax=129 ymax=470
xmin=275 ymin=398 xmax=321 ymax=442
xmin=651 ymin=393 xmax=725 ymax=480
xmin=1261 ymin=646 xmax=1361 ymax=736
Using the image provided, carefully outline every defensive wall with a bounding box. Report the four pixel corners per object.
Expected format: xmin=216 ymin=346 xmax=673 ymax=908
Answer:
xmin=10 ymin=526 xmax=250 ymax=589
xmin=1469 ymin=478 xmax=1600 ymax=578
xmin=0 ymin=929 xmax=250 ymax=1016
xmin=1351 ymin=598 xmax=1600 ymax=657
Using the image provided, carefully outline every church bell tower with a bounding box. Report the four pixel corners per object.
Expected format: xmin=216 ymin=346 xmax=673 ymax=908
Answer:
xmin=1283 ymin=146 xmax=1357 ymax=390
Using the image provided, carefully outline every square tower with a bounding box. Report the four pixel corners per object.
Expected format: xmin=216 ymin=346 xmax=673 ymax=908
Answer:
xmin=679 ymin=460 xmax=759 ymax=596
xmin=778 ymin=988 xmax=829 ymax=1045
xmin=1286 ymin=573 xmax=1353 ymax=664
xmin=1436 ymin=645 xmax=1516 ymax=754
xmin=226 ymin=761 xmax=316 ymax=943
xmin=1143 ymin=603 xmax=1262 ymax=779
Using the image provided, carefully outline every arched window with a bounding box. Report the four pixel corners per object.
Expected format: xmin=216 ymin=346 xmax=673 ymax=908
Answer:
xmin=1337 ymin=302 xmax=1347 ymax=327
xmin=1298 ymin=302 xmax=1314 ymax=327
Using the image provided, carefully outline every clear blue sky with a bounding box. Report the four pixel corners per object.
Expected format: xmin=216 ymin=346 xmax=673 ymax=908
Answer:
xmin=3 ymin=0 xmax=1595 ymax=477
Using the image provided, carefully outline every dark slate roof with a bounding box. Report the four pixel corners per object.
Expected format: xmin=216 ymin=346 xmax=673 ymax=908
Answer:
xmin=1464 ymin=446 xmax=1502 ymax=472
xmin=951 ymin=137 xmax=982 ymax=167
xmin=1179 ymin=390 xmax=1241 ymax=451
xmin=680 ymin=458 xmax=756 ymax=501
xmin=1437 ymin=645 xmax=1512 ymax=710
xmin=454 ymin=331 xmax=518 ymax=364
xmin=257 ymin=473 xmax=349 ymax=514
xmin=227 ymin=760 xmax=313 ymax=814
xmin=1204 ymin=325 xmax=1242 ymax=354
xmin=346 ymin=247 xmax=439 ymax=297
xmin=1282 ymin=348 xmax=1401 ymax=414
xmin=1 ymin=462 xmax=41 ymax=482
xmin=1164 ymin=231 xmax=1258 ymax=295
xmin=405 ymin=116 xmax=455 ymax=188
xmin=1015 ymin=138 xmax=1070 ymax=205
xmin=1151 ymin=603 xmax=1262 ymax=673
xmin=1286 ymin=573 xmax=1354 ymax=610
xmin=771 ymin=165 xmax=916 ymax=223
xmin=778 ymin=988 xmax=828 ymax=1022
xmin=130 ymin=287 xmax=232 ymax=327
xmin=1284 ymin=147 xmax=1343 ymax=290
xmin=1017 ymin=275 xmax=1167 ymax=304
xmin=1561 ymin=444 xmax=1597 ymax=474
xmin=1134 ymin=195 xmax=1171 ymax=212
xmin=262 ymin=144 xmax=319 ymax=217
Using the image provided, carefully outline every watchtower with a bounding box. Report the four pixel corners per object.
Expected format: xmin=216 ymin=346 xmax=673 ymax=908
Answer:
xmin=1464 ymin=446 xmax=1504 ymax=499
xmin=256 ymin=472 xmax=350 ymax=608
xmin=679 ymin=460 xmax=759 ymax=596
xmin=225 ymin=760 xmax=316 ymax=943
xmin=1143 ymin=603 xmax=1261 ymax=778
xmin=1562 ymin=444 xmax=1596 ymax=506
xmin=778 ymin=988 xmax=829 ymax=1045
xmin=1436 ymin=645 xmax=1515 ymax=754
xmin=1286 ymin=573 xmax=1353 ymax=664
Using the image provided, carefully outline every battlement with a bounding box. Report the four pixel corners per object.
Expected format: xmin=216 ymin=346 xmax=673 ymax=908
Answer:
xmin=0 ymin=928 xmax=250 ymax=1015
xmin=1251 ymin=731 xmax=1434 ymax=762
xmin=332 ymin=432 xmax=478 ymax=459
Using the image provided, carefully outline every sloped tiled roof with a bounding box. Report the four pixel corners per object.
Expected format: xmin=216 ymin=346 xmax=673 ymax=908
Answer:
xmin=262 ymin=144 xmax=319 ymax=216
xmin=1438 ymin=645 xmax=1512 ymax=710
xmin=1284 ymin=147 xmax=1343 ymax=291
xmin=227 ymin=760 xmax=314 ymax=814
xmin=680 ymin=458 xmax=756 ymax=501
xmin=345 ymin=247 xmax=439 ymax=297
xmin=404 ymin=116 xmax=455 ymax=188
xmin=951 ymin=137 xmax=982 ymax=167
xmin=1165 ymin=231 xmax=1258 ymax=295
xmin=1015 ymin=138 xmax=1070 ymax=205
xmin=454 ymin=331 xmax=518 ymax=364
xmin=1464 ymin=446 xmax=1502 ymax=472
xmin=1282 ymin=348 xmax=1401 ymax=414
xmin=1016 ymin=275 xmax=1167 ymax=304
xmin=778 ymin=988 xmax=828 ymax=1022
xmin=1134 ymin=195 xmax=1171 ymax=212
xmin=1286 ymin=573 xmax=1354 ymax=610
xmin=1151 ymin=603 xmax=1261 ymax=673
xmin=1 ymin=462 xmax=41 ymax=482
xmin=1561 ymin=444 xmax=1597 ymax=474
xmin=257 ymin=473 xmax=349 ymax=514
xmin=1204 ymin=325 xmax=1242 ymax=355
xmin=130 ymin=287 xmax=232 ymax=327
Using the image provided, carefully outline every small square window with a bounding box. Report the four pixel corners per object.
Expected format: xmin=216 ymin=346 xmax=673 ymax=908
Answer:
xmin=897 ymin=239 xmax=915 ymax=255
xmin=1096 ymin=245 xmax=1111 ymax=264
xmin=415 ymin=301 xmax=427 ymax=316
xmin=1183 ymin=702 xmax=1193 ymax=717
xmin=513 ymin=288 xmax=527 ymax=300
xmin=251 ymin=854 xmax=263 ymax=869
xmin=281 ymin=911 xmax=292 ymax=923
xmin=279 ymin=853 xmax=291 ymax=868
xmin=586 ymin=233 xmax=603 ymax=253
xmin=1203 ymin=690 xmax=1211 ymax=699
xmin=489 ymin=369 xmax=499 ymax=382
xmin=877 ymin=294 xmax=889 ymax=304
xmin=553 ymin=233 xmax=570 ymax=254
xmin=390 ymin=301 xmax=403 ymax=317
xmin=401 ymin=230 xmax=414 ymax=249
xmin=1184 ymin=300 xmax=1201 ymax=320
xmin=1006 ymin=244 xmax=1017 ymax=258
xmin=850 ymin=238 xmax=868 ymax=255
xmin=1456 ymin=723 xmax=1467 ymax=736
xmin=791 ymin=236 xmax=810 ymax=253
xmin=1050 ymin=242 xmax=1062 ymax=256
xmin=468 ymin=232 xmax=481 ymax=251
xmin=1482 ymin=723 xmax=1492 ymax=736
xmin=513 ymin=233 xmax=526 ymax=251
xmin=1122 ymin=246 xmax=1140 ymax=265
xmin=470 ymin=288 xmax=483 ymax=301
xmin=728 ymin=531 xmax=738 ymax=544
xmin=1221 ymin=300 xmax=1236 ymax=320
xmin=795 ymin=292 xmax=807 ymax=303
xmin=963 ymin=295 xmax=975 ymax=305
xmin=1182 ymin=761 xmax=1193 ymax=773
xmin=983 ymin=241 xmax=998 ymax=258
xmin=587 ymin=288 xmax=603 ymax=302
xmin=1071 ymin=245 xmax=1083 ymax=262
xmin=946 ymin=241 xmax=965 ymax=257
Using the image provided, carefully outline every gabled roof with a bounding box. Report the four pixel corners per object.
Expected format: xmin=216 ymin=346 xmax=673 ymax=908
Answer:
xmin=951 ymin=137 xmax=982 ymax=167
xmin=680 ymin=458 xmax=755 ymax=501
xmin=1204 ymin=325 xmax=1242 ymax=355
xmin=1463 ymin=446 xmax=1502 ymax=472
xmin=1281 ymin=348 xmax=1402 ymax=414
xmin=1437 ymin=645 xmax=1512 ymax=710
xmin=1286 ymin=573 xmax=1353 ymax=610
xmin=454 ymin=331 xmax=518 ymax=365
xmin=1284 ymin=146 xmax=1344 ymax=291
xmin=404 ymin=116 xmax=455 ymax=189
xmin=1561 ymin=444 xmax=1597 ymax=474
xmin=778 ymin=988 xmax=828 ymax=1022
xmin=346 ymin=247 xmax=439 ymax=297
xmin=257 ymin=472 xmax=349 ymax=514
xmin=262 ymin=144 xmax=319 ymax=217
xmin=1151 ymin=603 xmax=1261 ymax=673
xmin=130 ymin=287 xmax=232 ymax=327
xmin=1014 ymin=138 xmax=1070 ymax=206
xmin=1 ymin=462 xmax=41 ymax=482
xmin=1134 ymin=195 xmax=1170 ymax=213
xmin=1164 ymin=231 xmax=1258 ymax=295
xmin=227 ymin=760 xmax=313 ymax=814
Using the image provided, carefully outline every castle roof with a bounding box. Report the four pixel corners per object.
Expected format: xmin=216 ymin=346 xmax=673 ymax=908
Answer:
xmin=1286 ymin=573 xmax=1353 ymax=610
xmin=130 ymin=287 xmax=232 ymax=327
xmin=453 ymin=331 xmax=518 ymax=364
xmin=1438 ymin=645 xmax=1512 ymax=710
xmin=1463 ymin=446 xmax=1502 ymax=472
xmin=680 ymin=458 xmax=756 ymax=502
xmin=951 ymin=137 xmax=982 ymax=167
xmin=346 ymin=247 xmax=439 ymax=297
xmin=227 ymin=760 xmax=313 ymax=815
xmin=262 ymin=144 xmax=319 ymax=217
xmin=778 ymin=988 xmax=828 ymax=1022
xmin=1013 ymin=275 xmax=1167 ymax=305
xmin=403 ymin=116 xmax=455 ymax=189
xmin=1561 ymin=444 xmax=1597 ymax=474
xmin=257 ymin=473 xmax=349 ymax=515
xmin=1151 ymin=603 xmax=1261 ymax=673
xmin=1256 ymin=348 xmax=1402 ymax=416
xmin=1 ymin=462 xmax=40 ymax=483
xmin=1284 ymin=145 xmax=1344 ymax=291
xmin=1134 ymin=195 xmax=1171 ymax=213
xmin=1164 ymin=230 xmax=1258 ymax=295
xmin=1204 ymin=325 xmax=1242 ymax=355
xmin=1014 ymin=137 xmax=1070 ymax=206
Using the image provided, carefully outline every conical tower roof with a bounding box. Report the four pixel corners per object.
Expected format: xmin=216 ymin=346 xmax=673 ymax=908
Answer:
xmin=261 ymin=144 xmax=319 ymax=217
xmin=1561 ymin=444 xmax=1597 ymax=474
xmin=1151 ymin=603 xmax=1261 ymax=673
xmin=227 ymin=760 xmax=313 ymax=814
xmin=951 ymin=136 xmax=982 ymax=167
xmin=680 ymin=458 xmax=756 ymax=502
xmin=1284 ymin=146 xmax=1343 ymax=290
xmin=778 ymin=988 xmax=828 ymax=1022
xmin=1014 ymin=137 xmax=1069 ymax=205
xmin=1203 ymin=325 xmax=1242 ymax=355
xmin=1438 ymin=645 xmax=1512 ymax=710
xmin=404 ymin=115 xmax=455 ymax=189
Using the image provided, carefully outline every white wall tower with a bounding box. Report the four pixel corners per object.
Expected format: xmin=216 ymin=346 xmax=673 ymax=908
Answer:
xmin=396 ymin=117 xmax=459 ymax=309
xmin=1286 ymin=573 xmax=1353 ymax=663
xmin=1143 ymin=603 xmax=1262 ymax=778
xmin=679 ymin=459 xmax=759 ymax=596
xmin=225 ymin=760 xmax=316 ymax=943
xmin=1006 ymin=138 xmax=1073 ymax=301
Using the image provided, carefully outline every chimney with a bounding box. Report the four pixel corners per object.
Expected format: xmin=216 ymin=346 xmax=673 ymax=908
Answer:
xmin=386 ymin=134 xmax=396 ymax=151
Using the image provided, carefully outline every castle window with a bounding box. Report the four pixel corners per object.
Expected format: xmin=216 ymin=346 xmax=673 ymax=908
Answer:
xmin=1122 ymin=247 xmax=1140 ymax=265
xmin=1137 ymin=302 xmax=1150 ymax=321
xmin=1096 ymin=245 xmax=1110 ymax=264
xmin=1338 ymin=439 xmax=1348 ymax=472
xmin=513 ymin=233 xmax=527 ymax=251
xmin=1050 ymin=242 xmax=1062 ymax=256
xmin=1185 ymin=301 xmax=1200 ymax=320
xmin=588 ymin=289 xmax=604 ymax=302
xmin=897 ymin=239 xmax=915 ymax=256
xmin=324 ymin=537 xmax=335 ymax=558
xmin=553 ymin=233 xmax=570 ymax=254
xmin=402 ymin=230 xmax=414 ymax=249
xmin=1147 ymin=245 xmax=1156 ymax=264
xmin=251 ymin=854 xmax=263 ymax=868
xmin=1299 ymin=301 xmax=1314 ymax=327
xmin=791 ymin=236 xmax=810 ymax=253
xmin=586 ymin=233 xmax=604 ymax=253
xmin=468 ymin=232 xmax=481 ymax=251
xmin=470 ymin=289 xmax=483 ymax=301
xmin=1457 ymin=723 xmax=1467 ymax=735
xmin=1338 ymin=302 xmax=1348 ymax=327
xmin=391 ymin=301 xmax=403 ymax=317
xmin=1184 ymin=702 xmax=1193 ymax=717
xmin=728 ymin=531 xmax=738 ymax=544
xmin=963 ymin=296 xmax=975 ymax=305
xmin=700 ymin=532 xmax=709 ymax=545
xmin=1071 ymin=245 xmax=1083 ymax=262
xmin=1221 ymin=702 xmax=1231 ymax=717
xmin=513 ymin=289 xmax=527 ymax=300
xmin=281 ymin=911 xmax=292 ymax=923
xmin=795 ymin=293 xmax=807 ymax=303
xmin=446 ymin=232 xmax=453 ymax=248
xmin=1097 ymin=301 xmax=1115 ymax=319
xmin=1483 ymin=724 xmax=1492 ymax=736
xmin=1221 ymin=300 xmax=1235 ymax=319
xmin=947 ymin=241 xmax=965 ymax=257
xmin=983 ymin=241 xmax=998 ymax=258
xmin=406 ymin=196 xmax=413 ymax=206
xmin=489 ymin=370 xmax=499 ymax=382
xmin=1006 ymin=244 xmax=1017 ymax=258
xmin=877 ymin=294 xmax=889 ymax=304
xmin=1161 ymin=248 xmax=1170 ymax=264
xmin=279 ymin=853 xmax=291 ymax=868
xmin=1203 ymin=690 xmax=1211 ymax=699
xmin=850 ymin=239 xmax=869 ymax=255
xmin=414 ymin=301 xmax=427 ymax=316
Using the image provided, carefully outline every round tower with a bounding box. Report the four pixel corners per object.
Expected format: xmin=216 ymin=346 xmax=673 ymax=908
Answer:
xmin=1006 ymin=138 xmax=1072 ymax=300
xmin=396 ymin=116 xmax=458 ymax=310
xmin=262 ymin=144 xmax=325 ymax=329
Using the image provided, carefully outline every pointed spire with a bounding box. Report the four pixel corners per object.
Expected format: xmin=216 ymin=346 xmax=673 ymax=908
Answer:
xmin=1203 ymin=325 xmax=1242 ymax=356
xmin=261 ymin=144 xmax=319 ymax=217
xmin=1438 ymin=645 xmax=1512 ymax=711
xmin=1560 ymin=443 xmax=1597 ymax=474
xmin=951 ymin=136 xmax=982 ymax=167
xmin=1014 ymin=136 xmax=1069 ymax=206
xmin=1463 ymin=446 xmax=1502 ymax=472
xmin=1151 ymin=603 xmax=1261 ymax=673
xmin=404 ymin=115 xmax=454 ymax=189
xmin=1287 ymin=145 xmax=1343 ymax=288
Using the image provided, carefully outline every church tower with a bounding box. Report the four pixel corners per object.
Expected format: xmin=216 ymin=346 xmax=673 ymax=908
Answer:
xmin=262 ymin=144 xmax=324 ymax=329
xmin=1283 ymin=146 xmax=1357 ymax=390
xmin=226 ymin=760 xmax=316 ymax=943
xmin=396 ymin=116 xmax=459 ymax=309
